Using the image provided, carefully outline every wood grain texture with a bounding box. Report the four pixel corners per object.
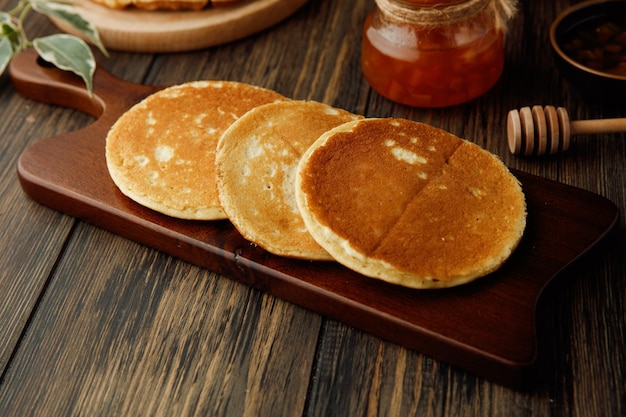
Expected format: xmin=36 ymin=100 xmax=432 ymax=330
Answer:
xmin=0 ymin=225 xmax=320 ymax=416
xmin=0 ymin=0 xmax=625 ymax=416
xmin=0 ymin=82 xmax=78 ymax=376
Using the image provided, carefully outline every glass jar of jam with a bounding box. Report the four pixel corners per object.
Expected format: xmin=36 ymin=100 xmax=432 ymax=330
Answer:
xmin=361 ymin=0 xmax=517 ymax=108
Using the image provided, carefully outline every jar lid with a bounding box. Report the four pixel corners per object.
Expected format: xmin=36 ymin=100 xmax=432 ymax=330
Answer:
xmin=375 ymin=0 xmax=518 ymax=29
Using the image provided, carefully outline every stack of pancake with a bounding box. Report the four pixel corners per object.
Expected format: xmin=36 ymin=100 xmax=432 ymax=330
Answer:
xmin=106 ymin=80 xmax=527 ymax=289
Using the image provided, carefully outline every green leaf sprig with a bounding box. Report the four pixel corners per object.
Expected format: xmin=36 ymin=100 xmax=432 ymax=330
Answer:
xmin=1 ymin=0 xmax=107 ymax=95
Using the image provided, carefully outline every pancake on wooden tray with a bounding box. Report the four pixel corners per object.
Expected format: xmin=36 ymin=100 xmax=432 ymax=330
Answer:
xmin=106 ymin=80 xmax=286 ymax=220
xmin=216 ymin=100 xmax=361 ymax=260
xmin=295 ymin=118 xmax=527 ymax=289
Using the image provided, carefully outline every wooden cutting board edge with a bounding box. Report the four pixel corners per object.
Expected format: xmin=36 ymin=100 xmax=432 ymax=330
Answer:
xmin=50 ymin=0 xmax=310 ymax=52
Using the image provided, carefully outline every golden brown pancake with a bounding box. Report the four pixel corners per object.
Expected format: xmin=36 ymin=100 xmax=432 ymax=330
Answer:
xmin=216 ymin=100 xmax=361 ymax=260
xmin=295 ymin=118 xmax=527 ymax=289
xmin=106 ymin=80 xmax=285 ymax=220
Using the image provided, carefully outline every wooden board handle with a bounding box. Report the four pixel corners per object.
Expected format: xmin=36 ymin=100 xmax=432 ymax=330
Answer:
xmin=9 ymin=48 xmax=162 ymax=122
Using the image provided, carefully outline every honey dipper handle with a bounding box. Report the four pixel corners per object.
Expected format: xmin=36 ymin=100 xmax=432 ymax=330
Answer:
xmin=570 ymin=118 xmax=626 ymax=136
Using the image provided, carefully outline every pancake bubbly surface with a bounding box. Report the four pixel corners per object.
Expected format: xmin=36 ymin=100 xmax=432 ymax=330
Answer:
xmin=295 ymin=118 xmax=527 ymax=289
xmin=106 ymin=80 xmax=286 ymax=220
xmin=216 ymin=100 xmax=361 ymax=260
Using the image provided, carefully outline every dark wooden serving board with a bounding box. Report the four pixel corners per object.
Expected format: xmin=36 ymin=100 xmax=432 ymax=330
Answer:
xmin=10 ymin=49 xmax=619 ymax=388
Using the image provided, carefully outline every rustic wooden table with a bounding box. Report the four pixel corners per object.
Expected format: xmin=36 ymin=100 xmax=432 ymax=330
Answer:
xmin=1 ymin=0 xmax=624 ymax=416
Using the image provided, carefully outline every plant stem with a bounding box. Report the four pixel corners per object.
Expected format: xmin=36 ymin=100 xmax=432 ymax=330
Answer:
xmin=17 ymin=3 xmax=31 ymax=49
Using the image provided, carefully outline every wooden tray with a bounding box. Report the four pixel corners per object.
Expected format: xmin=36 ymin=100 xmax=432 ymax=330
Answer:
xmin=50 ymin=0 xmax=309 ymax=52
xmin=10 ymin=49 xmax=619 ymax=388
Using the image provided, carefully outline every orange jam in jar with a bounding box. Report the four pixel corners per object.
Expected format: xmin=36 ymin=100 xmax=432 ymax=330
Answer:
xmin=361 ymin=0 xmax=517 ymax=107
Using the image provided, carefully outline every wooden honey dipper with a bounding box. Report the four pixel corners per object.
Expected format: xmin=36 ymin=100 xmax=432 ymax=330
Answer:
xmin=507 ymin=105 xmax=626 ymax=156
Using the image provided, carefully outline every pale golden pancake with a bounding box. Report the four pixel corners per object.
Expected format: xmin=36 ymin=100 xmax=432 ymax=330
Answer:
xmin=106 ymin=80 xmax=285 ymax=220
xmin=295 ymin=118 xmax=527 ymax=289
xmin=216 ymin=100 xmax=361 ymax=260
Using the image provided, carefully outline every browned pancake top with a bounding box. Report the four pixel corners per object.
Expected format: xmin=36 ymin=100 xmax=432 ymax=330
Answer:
xmin=297 ymin=118 xmax=526 ymax=288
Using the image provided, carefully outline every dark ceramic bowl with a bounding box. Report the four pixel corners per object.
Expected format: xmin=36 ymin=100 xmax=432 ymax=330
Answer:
xmin=550 ymin=0 xmax=626 ymax=97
